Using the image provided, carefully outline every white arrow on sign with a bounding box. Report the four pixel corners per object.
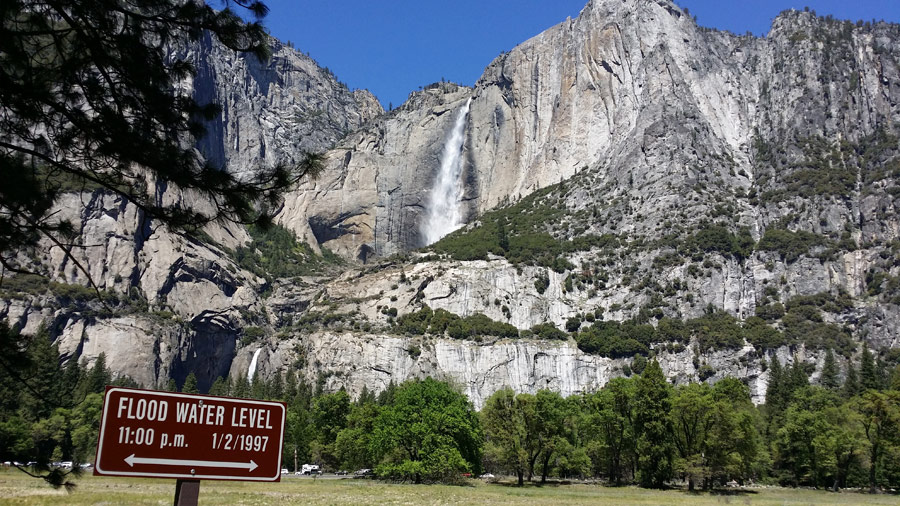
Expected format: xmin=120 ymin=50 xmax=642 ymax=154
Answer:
xmin=124 ymin=454 xmax=258 ymax=472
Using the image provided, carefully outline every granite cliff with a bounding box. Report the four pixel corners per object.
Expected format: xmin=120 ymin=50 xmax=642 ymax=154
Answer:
xmin=4 ymin=0 xmax=900 ymax=404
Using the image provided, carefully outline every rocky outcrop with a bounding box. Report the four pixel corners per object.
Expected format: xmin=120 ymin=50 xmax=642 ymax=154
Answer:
xmin=179 ymin=34 xmax=383 ymax=179
xmin=230 ymin=325 xmax=843 ymax=408
xmin=276 ymin=84 xmax=474 ymax=259
xmin=1 ymin=31 xmax=382 ymax=389
xmin=4 ymin=0 xmax=900 ymax=405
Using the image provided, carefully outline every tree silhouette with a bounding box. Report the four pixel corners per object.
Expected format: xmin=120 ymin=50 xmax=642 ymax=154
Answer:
xmin=0 ymin=0 xmax=322 ymax=278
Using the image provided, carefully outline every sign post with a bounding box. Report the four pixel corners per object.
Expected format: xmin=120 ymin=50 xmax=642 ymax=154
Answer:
xmin=94 ymin=387 xmax=286 ymax=503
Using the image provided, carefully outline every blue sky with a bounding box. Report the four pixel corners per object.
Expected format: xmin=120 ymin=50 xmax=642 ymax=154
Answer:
xmin=256 ymin=0 xmax=900 ymax=109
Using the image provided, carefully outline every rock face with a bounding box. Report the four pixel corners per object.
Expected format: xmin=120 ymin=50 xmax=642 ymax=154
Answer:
xmin=278 ymin=0 xmax=900 ymax=260
xmin=4 ymin=0 xmax=900 ymax=404
xmin=0 ymin=31 xmax=380 ymax=391
xmin=231 ymin=316 xmax=842 ymax=409
xmin=276 ymin=84 xmax=474 ymax=259
xmin=180 ymin=33 xmax=383 ymax=179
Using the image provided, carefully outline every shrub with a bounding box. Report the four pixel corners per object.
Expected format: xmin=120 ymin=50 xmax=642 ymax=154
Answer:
xmin=698 ymin=364 xmax=715 ymax=381
xmin=757 ymin=228 xmax=827 ymax=263
xmin=755 ymin=303 xmax=785 ymax=321
xmin=233 ymin=223 xmax=340 ymax=280
xmin=534 ymin=271 xmax=550 ymax=294
xmin=685 ymin=224 xmax=755 ymax=260
xmin=530 ymin=323 xmax=568 ymax=340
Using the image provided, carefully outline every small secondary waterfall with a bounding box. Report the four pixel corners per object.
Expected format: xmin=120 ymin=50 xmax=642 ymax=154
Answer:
xmin=422 ymin=98 xmax=472 ymax=245
xmin=247 ymin=348 xmax=262 ymax=385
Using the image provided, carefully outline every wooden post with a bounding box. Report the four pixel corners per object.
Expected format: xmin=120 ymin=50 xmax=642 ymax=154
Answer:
xmin=174 ymin=479 xmax=200 ymax=506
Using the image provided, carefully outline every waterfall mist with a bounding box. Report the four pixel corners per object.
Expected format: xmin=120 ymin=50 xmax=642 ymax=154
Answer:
xmin=421 ymin=98 xmax=472 ymax=245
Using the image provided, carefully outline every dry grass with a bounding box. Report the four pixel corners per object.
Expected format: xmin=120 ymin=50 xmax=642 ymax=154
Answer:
xmin=0 ymin=469 xmax=896 ymax=505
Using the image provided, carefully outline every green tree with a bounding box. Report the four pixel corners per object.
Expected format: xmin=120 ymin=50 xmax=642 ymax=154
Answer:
xmin=232 ymin=374 xmax=250 ymax=398
xmin=20 ymin=327 xmax=69 ymax=421
xmin=82 ymin=353 xmax=111 ymax=395
xmin=208 ymin=376 xmax=228 ymax=397
xmin=634 ymin=359 xmax=673 ymax=488
xmin=860 ymin=344 xmax=881 ymax=391
xmin=582 ymin=378 xmax=636 ymax=485
xmin=765 ymin=356 xmax=786 ymax=412
xmin=821 ymin=348 xmax=840 ymax=391
xmin=670 ymin=382 xmax=714 ymax=490
xmin=852 ymin=390 xmax=900 ymax=492
xmin=284 ymin=406 xmax=313 ymax=472
xmin=707 ymin=378 xmax=761 ymax=486
xmin=775 ymin=387 xmax=839 ymax=486
xmin=481 ymin=388 xmax=528 ymax=485
xmin=181 ymin=373 xmax=199 ymax=394
xmin=818 ymin=403 xmax=864 ymax=491
xmin=334 ymin=399 xmax=379 ymax=471
xmin=787 ymin=357 xmax=809 ymax=394
xmin=310 ymin=389 xmax=351 ymax=469
xmin=843 ymin=362 xmax=860 ymax=399
xmin=0 ymin=0 xmax=325 ymax=277
xmin=533 ymin=390 xmax=571 ymax=483
xmin=369 ymin=378 xmax=482 ymax=483
xmin=69 ymin=393 xmax=103 ymax=464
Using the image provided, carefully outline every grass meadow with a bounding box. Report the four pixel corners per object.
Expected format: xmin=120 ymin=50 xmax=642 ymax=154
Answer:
xmin=0 ymin=469 xmax=897 ymax=505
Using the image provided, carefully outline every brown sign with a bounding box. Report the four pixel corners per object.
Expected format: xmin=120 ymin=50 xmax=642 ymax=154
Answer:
xmin=94 ymin=386 xmax=285 ymax=481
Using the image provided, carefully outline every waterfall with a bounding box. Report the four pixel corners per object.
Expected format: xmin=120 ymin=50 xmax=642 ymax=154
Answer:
xmin=247 ymin=348 xmax=262 ymax=385
xmin=422 ymin=98 xmax=472 ymax=245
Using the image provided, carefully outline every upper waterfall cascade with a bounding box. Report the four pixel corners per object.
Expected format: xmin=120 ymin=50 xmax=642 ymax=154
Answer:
xmin=421 ymin=98 xmax=472 ymax=245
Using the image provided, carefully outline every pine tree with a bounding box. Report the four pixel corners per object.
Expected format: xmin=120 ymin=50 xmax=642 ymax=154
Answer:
xmin=232 ymin=374 xmax=250 ymax=398
xmin=787 ymin=356 xmax=809 ymax=399
xmin=377 ymin=380 xmax=397 ymax=406
xmin=284 ymin=372 xmax=298 ymax=403
xmin=208 ymin=376 xmax=228 ymax=397
xmin=821 ymin=348 xmax=840 ymax=390
xmin=843 ymin=362 xmax=860 ymax=398
xmin=269 ymin=373 xmax=284 ymax=400
xmin=84 ymin=353 xmax=111 ymax=394
xmin=634 ymin=359 xmax=673 ymax=488
xmin=860 ymin=344 xmax=880 ymax=391
xmin=182 ymin=373 xmax=199 ymax=394
xmin=766 ymin=355 xmax=785 ymax=410
xmin=357 ymin=385 xmax=376 ymax=405
xmin=21 ymin=327 xmax=68 ymax=419
xmin=891 ymin=365 xmax=900 ymax=391
xmin=250 ymin=374 xmax=267 ymax=399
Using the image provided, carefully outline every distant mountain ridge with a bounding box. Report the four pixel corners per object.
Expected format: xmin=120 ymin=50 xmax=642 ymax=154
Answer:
xmin=3 ymin=0 xmax=900 ymax=403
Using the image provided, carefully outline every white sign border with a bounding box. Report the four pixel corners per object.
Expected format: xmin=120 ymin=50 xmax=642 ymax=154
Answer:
xmin=95 ymin=387 xmax=286 ymax=482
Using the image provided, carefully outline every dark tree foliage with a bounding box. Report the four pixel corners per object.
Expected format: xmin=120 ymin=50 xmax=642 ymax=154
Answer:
xmin=0 ymin=0 xmax=322 ymax=275
xmin=369 ymin=378 xmax=482 ymax=483
xmin=860 ymin=344 xmax=882 ymax=391
xmin=843 ymin=362 xmax=860 ymax=399
xmin=821 ymin=348 xmax=840 ymax=391
xmin=634 ymin=359 xmax=673 ymax=488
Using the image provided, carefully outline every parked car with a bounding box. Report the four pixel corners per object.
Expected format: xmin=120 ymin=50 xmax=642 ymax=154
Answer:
xmin=281 ymin=468 xmax=289 ymax=474
xmin=354 ymin=468 xmax=373 ymax=476
xmin=335 ymin=470 xmax=348 ymax=475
